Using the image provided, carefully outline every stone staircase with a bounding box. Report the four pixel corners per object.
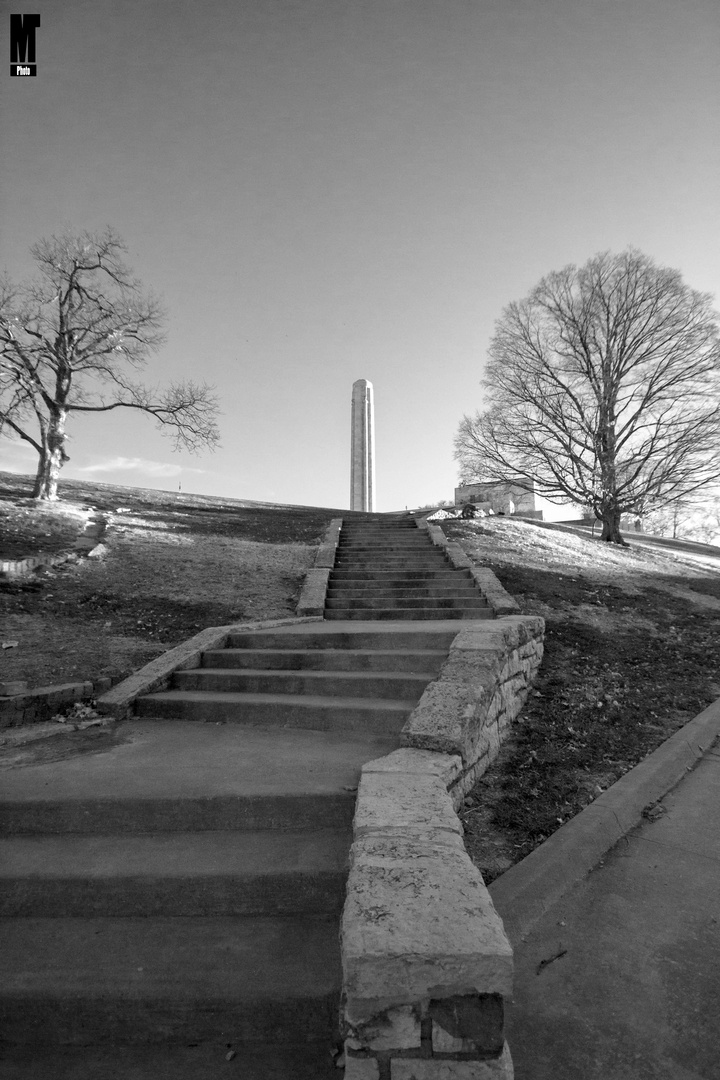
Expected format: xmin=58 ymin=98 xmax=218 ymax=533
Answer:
xmin=0 ymin=619 xmax=464 ymax=1078
xmin=326 ymin=518 xmax=493 ymax=620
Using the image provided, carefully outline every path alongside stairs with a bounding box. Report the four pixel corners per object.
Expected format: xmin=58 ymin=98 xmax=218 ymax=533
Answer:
xmin=0 ymin=517 xmax=493 ymax=1078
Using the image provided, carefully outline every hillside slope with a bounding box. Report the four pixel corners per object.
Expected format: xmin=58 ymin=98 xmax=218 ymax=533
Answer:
xmin=442 ymin=516 xmax=720 ymax=879
xmin=0 ymin=473 xmax=341 ymax=690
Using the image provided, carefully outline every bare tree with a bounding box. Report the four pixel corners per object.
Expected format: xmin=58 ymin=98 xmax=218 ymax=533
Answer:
xmin=455 ymin=250 xmax=720 ymax=543
xmin=643 ymin=488 xmax=720 ymax=544
xmin=0 ymin=227 xmax=220 ymax=500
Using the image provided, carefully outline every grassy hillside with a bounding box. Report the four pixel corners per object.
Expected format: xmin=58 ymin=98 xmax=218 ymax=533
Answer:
xmin=0 ymin=472 xmax=345 ymax=689
xmin=444 ymin=517 xmax=720 ymax=880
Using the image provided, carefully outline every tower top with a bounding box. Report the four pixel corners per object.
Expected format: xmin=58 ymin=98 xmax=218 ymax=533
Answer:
xmin=352 ymin=378 xmax=373 ymax=390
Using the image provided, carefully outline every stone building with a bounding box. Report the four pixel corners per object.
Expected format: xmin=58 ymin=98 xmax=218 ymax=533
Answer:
xmin=454 ymin=478 xmax=583 ymax=522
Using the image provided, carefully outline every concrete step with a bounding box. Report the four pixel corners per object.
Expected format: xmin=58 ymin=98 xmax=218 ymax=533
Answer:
xmin=341 ymin=522 xmax=417 ymax=528
xmin=0 ymin=721 xmax=396 ymax=835
xmin=334 ymin=549 xmax=446 ymax=559
xmin=0 ymin=828 xmax=350 ymax=917
xmin=336 ymin=541 xmax=433 ymax=550
xmin=325 ymin=607 xmax=494 ymax=621
xmin=172 ymin=668 xmax=435 ymax=701
xmin=201 ymin=647 xmax=448 ymax=673
xmin=333 ymin=558 xmax=450 ymax=570
xmin=224 ymin=627 xmax=462 ymax=650
xmin=0 ymin=913 xmax=341 ymax=1046
xmin=325 ymin=595 xmax=488 ymax=611
xmin=0 ymin=1040 xmax=342 ymax=1080
xmin=326 ymin=585 xmax=482 ymax=599
xmin=329 ymin=569 xmax=470 ymax=582
xmin=136 ymin=691 xmax=412 ymax=734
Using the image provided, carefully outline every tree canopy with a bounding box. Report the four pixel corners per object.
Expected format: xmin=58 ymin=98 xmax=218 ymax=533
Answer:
xmin=0 ymin=227 xmax=220 ymax=499
xmin=455 ymin=249 xmax=720 ymax=543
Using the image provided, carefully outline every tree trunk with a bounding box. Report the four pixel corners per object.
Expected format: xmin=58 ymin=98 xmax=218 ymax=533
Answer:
xmin=598 ymin=504 xmax=626 ymax=544
xmin=32 ymin=411 xmax=68 ymax=501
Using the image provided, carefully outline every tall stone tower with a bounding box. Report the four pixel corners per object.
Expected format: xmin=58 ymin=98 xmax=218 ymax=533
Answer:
xmin=350 ymin=379 xmax=375 ymax=512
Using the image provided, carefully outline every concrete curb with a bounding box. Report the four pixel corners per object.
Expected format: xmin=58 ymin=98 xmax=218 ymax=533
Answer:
xmin=489 ymin=695 xmax=720 ymax=945
xmin=96 ymin=616 xmax=322 ymax=720
xmin=297 ymin=518 xmax=342 ymax=615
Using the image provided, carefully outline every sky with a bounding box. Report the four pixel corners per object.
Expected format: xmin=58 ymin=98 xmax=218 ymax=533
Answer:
xmin=2 ymin=0 xmax=719 ymax=511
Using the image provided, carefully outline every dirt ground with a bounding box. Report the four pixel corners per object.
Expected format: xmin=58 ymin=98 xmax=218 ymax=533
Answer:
xmin=443 ymin=517 xmax=720 ymax=881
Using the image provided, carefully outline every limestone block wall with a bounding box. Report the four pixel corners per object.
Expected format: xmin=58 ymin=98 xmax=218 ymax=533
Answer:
xmin=402 ymin=617 xmax=545 ymax=801
xmin=296 ymin=518 xmax=342 ymax=616
xmin=341 ymin=615 xmax=545 ymax=1079
xmin=0 ymin=676 xmax=119 ymax=729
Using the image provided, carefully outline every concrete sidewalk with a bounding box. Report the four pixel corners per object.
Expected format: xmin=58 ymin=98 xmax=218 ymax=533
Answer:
xmin=491 ymin=732 xmax=720 ymax=1080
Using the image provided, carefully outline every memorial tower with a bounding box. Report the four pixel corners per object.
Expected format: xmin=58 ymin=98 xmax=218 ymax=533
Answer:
xmin=350 ymin=379 xmax=375 ymax=512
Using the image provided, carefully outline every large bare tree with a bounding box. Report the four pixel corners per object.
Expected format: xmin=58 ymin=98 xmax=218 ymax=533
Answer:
xmin=455 ymin=250 xmax=720 ymax=543
xmin=0 ymin=227 xmax=220 ymax=500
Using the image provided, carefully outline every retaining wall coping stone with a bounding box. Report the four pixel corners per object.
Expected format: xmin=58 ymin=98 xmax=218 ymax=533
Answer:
xmin=296 ymin=567 xmax=331 ymax=615
xmin=362 ymin=749 xmax=464 ymax=787
xmin=343 ymin=831 xmax=513 ymax=1019
xmin=355 ymin=772 xmax=464 ymax=838
xmin=96 ymin=616 xmax=322 ymax=719
xmin=297 ymin=518 xmax=342 ymax=612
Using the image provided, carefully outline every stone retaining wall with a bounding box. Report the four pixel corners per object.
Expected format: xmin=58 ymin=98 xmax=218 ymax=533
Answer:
xmin=297 ymin=518 xmax=343 ymax=615
xmin=0 ymin=675 xmax=120 ymax=729
xmin=341 ymin=615 xmax=545 ymax=1079
xmin=402 ymin=617 xmax=545 ymax=801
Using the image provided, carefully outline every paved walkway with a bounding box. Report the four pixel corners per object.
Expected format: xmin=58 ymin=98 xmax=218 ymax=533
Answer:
xmin=495 ymin=734 xmax=720 ymax=1080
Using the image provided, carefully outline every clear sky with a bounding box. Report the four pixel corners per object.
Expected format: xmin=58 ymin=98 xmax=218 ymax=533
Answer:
xmin=2 ymin=0 xmax=719 ymax=511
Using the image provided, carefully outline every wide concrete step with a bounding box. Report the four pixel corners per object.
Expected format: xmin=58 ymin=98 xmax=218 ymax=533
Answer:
xmin=335 ymin=543 xmax=440 ymax=552
xmin=0 ymin=913 xmax=341 ymax=1046
xmin=0 ymin=828 xmax=350 ymax=917
xmin=329 ymin=569 xmax=470 ymax=582
xmin=336 ymin=541 xmax=433 ymax=551
xmin=333 ymin=559 xmax=450 ymax=570
xmin=0 ymin=721 xmax=396 ymax=835
xmin=340 ymin=523 xmax=418 ymax=530
xmin=202 ymin=647 xmax=448 ymax=673
xmin=0 ymin=1041 xmax=341 ymax=1080
xmin=325 ymin=607 xmax=494 ymax=621
xmin=325 ymin=595 xmax=488 ymax=611
xmin=224 ymin=628 xmax=462 ymax=650
xmin=326 ymin=585 xmax=482 ymax=599
xmin=136 ymin=691 xmax=412 ymax=734
xmin=173 ymin=668 xmax=435 ymax=701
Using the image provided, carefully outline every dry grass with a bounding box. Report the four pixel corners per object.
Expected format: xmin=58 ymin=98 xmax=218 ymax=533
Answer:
xmin=442 ymin=517 xmax=720 ymax=881
xmin=0 ymin=474 xmax=330 ymax=689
